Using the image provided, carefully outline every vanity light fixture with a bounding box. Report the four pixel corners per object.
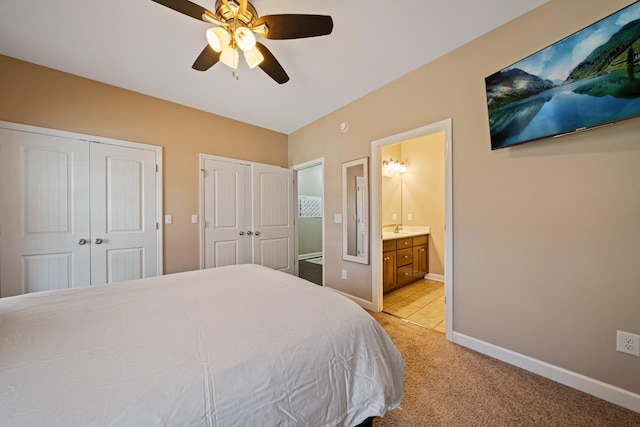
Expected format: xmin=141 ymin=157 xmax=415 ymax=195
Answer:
xmin=382 ymin=158 xmax=407 ymax=174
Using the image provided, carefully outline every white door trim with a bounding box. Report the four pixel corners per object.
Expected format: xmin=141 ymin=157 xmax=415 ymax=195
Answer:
xmin=0 ymin=120 xmax=164 ymax=276
xmin=371 ymin=119 xmax=453 ymax=340
xmin=292 ymin=158 xmax=325 ymax=283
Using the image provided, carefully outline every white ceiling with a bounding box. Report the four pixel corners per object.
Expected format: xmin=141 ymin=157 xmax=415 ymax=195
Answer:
xmin=0 ymin=0 xmax=547 ymax=134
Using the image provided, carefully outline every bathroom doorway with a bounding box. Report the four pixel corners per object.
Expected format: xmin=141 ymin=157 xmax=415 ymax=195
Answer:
xmin=293 ymin=159 xmax=324 ymax=286
xmin=371 ymin=120 xmax=453 ymax=339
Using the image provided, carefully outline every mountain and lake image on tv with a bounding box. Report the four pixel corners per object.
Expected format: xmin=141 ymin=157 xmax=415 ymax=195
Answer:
xmin=485 ymin=1 xmax=640 ymax=150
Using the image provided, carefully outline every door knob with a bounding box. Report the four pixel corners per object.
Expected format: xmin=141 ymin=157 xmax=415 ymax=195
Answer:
xmin=254 ymin=231 xmax=260 ymax=236
xmin=246 ymin=231 xmax=253 ymax=236
xmin=94 ymin=238 xmax=104 ymax=244
xmin=239 ymin=231 xmax=244 ymax=236
xmin=78 ymin=239 xmax=87 ymax=245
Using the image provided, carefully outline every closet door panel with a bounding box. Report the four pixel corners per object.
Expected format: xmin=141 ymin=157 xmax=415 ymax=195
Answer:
xmin=90 ymin=143 xmax=158 ymax=284
xmin=252 ymin=164 xmax=295 ymax=274
xmin=202 ymin=158 xmax=252 ymax=268
xmin=0 ymin=129 xmax=90 ymax=297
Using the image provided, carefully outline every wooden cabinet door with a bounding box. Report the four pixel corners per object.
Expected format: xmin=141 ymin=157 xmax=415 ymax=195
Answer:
xmin=382 ymin=250 xmax=397 ymax=293
xmin=413 ymin=244 xmax=429 ymax=278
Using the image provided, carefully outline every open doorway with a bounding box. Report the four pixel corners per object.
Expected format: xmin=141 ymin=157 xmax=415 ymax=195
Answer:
xmin=293 ymin=159 xmax=324 ymax=286
xmin=380 ymin=133 xmax=445 ymax=332
xmin=371 ymin=120 xmax=453 ymax=340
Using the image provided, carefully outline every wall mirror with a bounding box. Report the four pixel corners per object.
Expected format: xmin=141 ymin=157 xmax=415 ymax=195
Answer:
xmin=381 ymin=145 xmax=405 ymax=227
xmin=382 ymin=173 xmax=402 ymax=227
xmin=342 ymin=157 xmax=369 ymax=264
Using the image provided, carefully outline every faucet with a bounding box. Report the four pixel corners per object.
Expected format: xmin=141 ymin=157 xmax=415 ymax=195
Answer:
xmin=393 ymin=225 xmax=402 ymax=233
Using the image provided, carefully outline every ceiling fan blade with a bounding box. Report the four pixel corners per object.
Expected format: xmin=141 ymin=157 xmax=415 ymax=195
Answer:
xmin=151 ymin=0 xmax=213 ymax=22
xmin=253 ymin=15 xmax=333 ymax=39
xmin=256 ymin=42 xmax=289 ymax=84
xmin=192 ymin=45 xmax=220 ymax=71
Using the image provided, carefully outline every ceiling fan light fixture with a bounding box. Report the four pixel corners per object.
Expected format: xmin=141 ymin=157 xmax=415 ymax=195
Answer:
xmin=234 ymin=26 xmax=256 ymax=52
xmin=244 ymin=47 xmax=264 ymax=68
xmin=206 ymin=27 xmax=230 ymax=52
xmin=151 ymin=0 xmax=334 ymax=84
xmin=220 ymin=46 xmax=239 ymax=69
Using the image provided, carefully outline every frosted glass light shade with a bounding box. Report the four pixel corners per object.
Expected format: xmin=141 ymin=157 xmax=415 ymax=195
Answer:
xmin=243 ymin=47 xmax=264 ymax=68
xmin=234 ymin=27 xmax=256 ymax=52
xmin=220 ymin=46 xmax=239 ymax=69
xmin=206 ymin=27 xmax=230 ymax=53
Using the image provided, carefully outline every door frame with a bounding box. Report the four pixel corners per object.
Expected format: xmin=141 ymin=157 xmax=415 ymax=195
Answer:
xmin=292 ymin=158 xmax=325 ymax=283
xmin=0 ymin=120 xmax=164 ymax=277
xmin=371 ymin=119 xmax=453 ymax=340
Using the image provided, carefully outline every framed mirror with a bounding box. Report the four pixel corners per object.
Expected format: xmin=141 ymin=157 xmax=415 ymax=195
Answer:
xmin=342 ymin=157 xmax=369 ymax=264
xmin=382 ymin=172 xmax=402 ymax=227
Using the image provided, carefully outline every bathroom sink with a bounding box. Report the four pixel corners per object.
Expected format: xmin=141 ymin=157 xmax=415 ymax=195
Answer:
xmin=382 ymin=228 xmax=430 ymax=240
xmin=383 ymin=231 xmax=418 ymax=240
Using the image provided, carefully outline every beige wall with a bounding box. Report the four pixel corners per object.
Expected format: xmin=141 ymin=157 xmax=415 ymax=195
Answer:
xmin=402 ymin=133 xmax=445 ymax=276
xmin=289 ymin=0 xmax=640 ymax=396
xmin=0 ymin=55 xmax=288 ymax=274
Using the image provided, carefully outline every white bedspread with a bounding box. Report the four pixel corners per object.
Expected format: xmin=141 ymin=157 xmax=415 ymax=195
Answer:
xmin=0 ymin=264 xmax=403 ymax=426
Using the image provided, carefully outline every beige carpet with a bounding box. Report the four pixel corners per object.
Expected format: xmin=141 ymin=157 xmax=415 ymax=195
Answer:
xmin=370 ymin=311 xmax=640 ymax=426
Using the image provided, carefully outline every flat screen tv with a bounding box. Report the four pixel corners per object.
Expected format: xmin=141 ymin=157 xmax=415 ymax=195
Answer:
xmin=485 ymin=1 xmax=640 ymax=150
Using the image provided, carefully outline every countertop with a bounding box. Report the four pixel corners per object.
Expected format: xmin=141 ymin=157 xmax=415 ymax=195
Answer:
xmin=382 ymin=227 xmax=430 ymax=241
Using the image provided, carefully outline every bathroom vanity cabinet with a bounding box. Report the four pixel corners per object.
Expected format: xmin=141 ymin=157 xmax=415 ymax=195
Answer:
xmin=383 ymin=234 xmax=429 ymax=294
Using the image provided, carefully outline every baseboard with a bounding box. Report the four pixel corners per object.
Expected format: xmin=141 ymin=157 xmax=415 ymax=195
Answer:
xmin=452 ymin=332 xmax=640 ymax=413
xmin=425 ymin=273 xmax=444 ymax=282
xmin=329 ymin=288 xmax=376 ymax=312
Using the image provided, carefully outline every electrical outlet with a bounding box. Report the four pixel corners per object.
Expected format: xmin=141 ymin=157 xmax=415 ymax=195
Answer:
xmin=616 ymin=330 xmax=640 ymax=356
xmin=341 ymin=269 xmax=347 ymax=280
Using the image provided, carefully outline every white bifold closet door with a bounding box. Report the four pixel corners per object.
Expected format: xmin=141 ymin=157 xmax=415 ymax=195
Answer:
xmin=0 ymin=127 xmax=159 ymax=297
xmin=201 ymin=156 xmax=295 ymax=274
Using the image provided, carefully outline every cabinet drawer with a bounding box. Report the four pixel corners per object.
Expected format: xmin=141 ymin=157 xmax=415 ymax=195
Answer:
xmin=383 ymin=239 xmax=397 ymax=252
xmin=397 ymin=237 xmax=412 ymax=248
xmin=397 ymin=248 xmax=413 ymax=266
xmin=413 ymin=234 xmax=428 ymax=246
xmin=397 ymin=265 xmax=414 ymax=286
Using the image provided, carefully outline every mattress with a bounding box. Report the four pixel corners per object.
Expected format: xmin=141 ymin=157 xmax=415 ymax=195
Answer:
xmin=0 ymin=264 xmax=404 ymax=426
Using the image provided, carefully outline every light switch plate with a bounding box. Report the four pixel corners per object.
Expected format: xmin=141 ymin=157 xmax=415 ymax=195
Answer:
xmin=334 ymin=214 xmax=342 ymax=223
xmin=191 ymin=214 xmax=198 ymax=224
xmin=164 ymin=214 xmax=173 ymax=224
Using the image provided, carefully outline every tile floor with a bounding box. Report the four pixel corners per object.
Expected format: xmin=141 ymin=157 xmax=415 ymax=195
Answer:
xmin=383 ymin=279 xmax=445 ymax=333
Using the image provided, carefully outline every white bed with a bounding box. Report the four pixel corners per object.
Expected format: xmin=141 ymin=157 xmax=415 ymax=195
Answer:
xmin=0 ymin=264 xmax=404 ymax=426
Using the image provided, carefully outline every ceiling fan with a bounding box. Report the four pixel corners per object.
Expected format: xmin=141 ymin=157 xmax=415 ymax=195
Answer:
xmin=151 ymin=0 xmax=334 ymax=84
